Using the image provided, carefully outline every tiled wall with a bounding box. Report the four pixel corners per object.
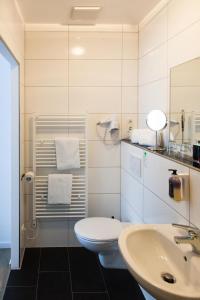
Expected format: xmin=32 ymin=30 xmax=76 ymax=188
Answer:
xmin=138 ymin=0 xmax=200 ymax=128
xmin=24 ymin=24 xmax=138 ymax=247
xmin=121 ymin=141 xmax=200 ymax=229
xmin=128 ymin=0 xmax=200 ymax=230
xmin=0 ymin=0 xmax=25 ymax=264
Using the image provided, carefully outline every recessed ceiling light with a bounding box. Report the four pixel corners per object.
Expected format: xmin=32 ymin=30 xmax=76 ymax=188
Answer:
xmin=71 ymin=6 xmax=102 ymax=21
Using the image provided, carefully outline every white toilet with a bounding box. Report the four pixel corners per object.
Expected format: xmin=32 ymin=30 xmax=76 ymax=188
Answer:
xmin=74 ymin=217 xmax=129 ymax=269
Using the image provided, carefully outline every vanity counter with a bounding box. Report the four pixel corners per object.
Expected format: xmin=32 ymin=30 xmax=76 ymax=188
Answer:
xmin=122 ymin=139 xmax=200 ymax=172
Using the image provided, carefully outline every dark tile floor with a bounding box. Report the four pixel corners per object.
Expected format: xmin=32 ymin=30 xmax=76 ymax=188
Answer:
xmin=3 ymin=247 xmax=145 ymax=300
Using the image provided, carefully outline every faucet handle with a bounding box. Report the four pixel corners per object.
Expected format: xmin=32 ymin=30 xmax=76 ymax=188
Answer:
xmin=172 ymin=223 xmax=200 ymax=235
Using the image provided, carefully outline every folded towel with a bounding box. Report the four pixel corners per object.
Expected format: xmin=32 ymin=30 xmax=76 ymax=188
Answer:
xmin=48 ymin=174 xmax=72 ymax=204
xmin=138 ymin=131 xmax=156 ymax=146
xmin=56 ymin=138 xmax=80 ymax=170
xmin=130 ymin=129 xmax=156 ymax=146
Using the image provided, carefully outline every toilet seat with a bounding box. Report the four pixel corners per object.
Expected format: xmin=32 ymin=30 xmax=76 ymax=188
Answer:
xmin=74 ymin=217 xmax=123 ymax=242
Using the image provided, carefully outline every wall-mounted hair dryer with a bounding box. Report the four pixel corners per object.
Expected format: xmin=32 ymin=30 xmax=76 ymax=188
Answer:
xmin=96 ymin=115 xmax=120 ymax=144
xmin=97 ymin=116 xmax=120 ymax=133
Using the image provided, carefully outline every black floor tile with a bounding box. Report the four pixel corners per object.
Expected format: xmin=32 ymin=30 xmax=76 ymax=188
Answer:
xmin=3 ymin=287 xmax=36 ymax=300
xmin=102 ymin=268 xmax=145 ymax=300
xmin=37 ymin=271 xmax=72 ymax=300
xmin=21 ymin=248 xmax=40 ymax=271
xmin=40 ymin=247 xmax=69 ymax=271
xmin=7 ymin=248 xmax=40 ymax=287
xmin=4 ymin=247 xmax=145 ymax=300
xmin=6 ymin=270 xmax=38 ymax=287
xmin=73 ymin=292 xmax=109 ymax=300
xmin=68 ymin=248 xmax=106 ymax=292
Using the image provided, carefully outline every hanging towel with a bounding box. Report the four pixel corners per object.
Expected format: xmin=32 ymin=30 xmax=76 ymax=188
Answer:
xmin=55 ymin=138 xmax=80 ymax=170
xmin=48 ymin=174 xmax=72 ymax=204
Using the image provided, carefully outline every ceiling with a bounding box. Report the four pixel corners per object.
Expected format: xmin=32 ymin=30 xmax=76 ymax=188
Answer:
xmin=17 ymin=0 xmax=161 ymax=25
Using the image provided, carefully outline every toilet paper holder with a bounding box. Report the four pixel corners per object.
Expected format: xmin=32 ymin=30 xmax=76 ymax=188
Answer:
xmin=21 ymin=171 xmax=35 ymax=183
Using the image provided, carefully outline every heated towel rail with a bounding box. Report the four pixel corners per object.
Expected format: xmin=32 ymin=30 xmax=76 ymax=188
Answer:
xmin=32 ymin=115 xmax=88 ymax=225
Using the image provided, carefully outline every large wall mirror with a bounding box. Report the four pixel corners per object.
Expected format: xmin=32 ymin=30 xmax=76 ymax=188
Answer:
xmin=170 ymin=57 xmax=200 ymax=156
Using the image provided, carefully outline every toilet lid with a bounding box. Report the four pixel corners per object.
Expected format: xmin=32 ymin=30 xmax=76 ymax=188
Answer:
xmin=74 ymin=217 xmax=123 ymax=242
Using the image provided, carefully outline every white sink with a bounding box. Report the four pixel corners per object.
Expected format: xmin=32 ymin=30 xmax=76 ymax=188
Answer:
xmin=118 ymin=224 xmax=200 ymax=300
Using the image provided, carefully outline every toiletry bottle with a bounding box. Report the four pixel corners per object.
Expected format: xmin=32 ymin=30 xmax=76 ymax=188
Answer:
xmin=193 ymin=141 xmax=200 ymax=165
xmin=168 ymin=169 xmax=183 ymax=201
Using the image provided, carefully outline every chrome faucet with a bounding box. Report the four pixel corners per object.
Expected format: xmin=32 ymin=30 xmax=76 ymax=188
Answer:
xmin=172 ymin=223 xmax=200 ymax=255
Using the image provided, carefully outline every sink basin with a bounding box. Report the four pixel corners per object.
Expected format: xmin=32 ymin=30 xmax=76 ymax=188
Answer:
xmin=118 ymin=224 xmax=200 ymax=300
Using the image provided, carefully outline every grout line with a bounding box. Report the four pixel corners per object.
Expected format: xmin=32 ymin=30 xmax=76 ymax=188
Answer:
xmin=139 ymin=76 xmax=168 ymax=87
xmin=96 ymin=257 xmax=110 ymax=300
xmin=35 ymin=248 xmax=41 ymax=300
xmin=67 ymin=248 xmax=74 ymax=300
xmin=6 ymin=285 xmax=36 ymax=288
xmin=72 ymin=291 xmax=109 ymax=294
xmin=24 ymin=85 xmax=138 ymax=88
xmin=39 ymin=270 xmax=70 ymax=273
xmin=25 ymin=58 xmax=138 ymax=61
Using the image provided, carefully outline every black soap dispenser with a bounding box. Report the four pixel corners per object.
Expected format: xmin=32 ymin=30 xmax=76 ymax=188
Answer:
xmin=168 ymin=169 xmax=183 ymax=201
xmin=169 ymin=169 xmax=177 ymax=198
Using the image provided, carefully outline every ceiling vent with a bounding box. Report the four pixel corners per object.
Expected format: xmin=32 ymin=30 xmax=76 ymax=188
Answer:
xmin=71 ymin=6 xmax=101 ymax=23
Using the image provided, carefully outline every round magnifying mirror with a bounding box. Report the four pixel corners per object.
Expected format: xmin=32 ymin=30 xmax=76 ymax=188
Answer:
xmin=146 ymin=110 xmax=167 ymax=131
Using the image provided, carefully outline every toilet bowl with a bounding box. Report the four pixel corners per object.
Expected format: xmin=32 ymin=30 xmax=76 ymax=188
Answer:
xmin=74 ymin=217 xmax=129 ymax=269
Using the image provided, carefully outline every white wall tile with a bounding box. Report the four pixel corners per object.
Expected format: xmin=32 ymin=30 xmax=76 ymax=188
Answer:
xmin=69 ymin=87 xmax=121 ymax=113
xmin=168 ymin=0 xmax=200 ymax=39
xmin=24 ymin=141 xmax=32 ymax=168
xmin=24 ymin=114 xmax=33 ymax=141
xmin=143 ymin=151 xmax=189 ymax=219
xmin=121 ymin=142 xmax=144 ymax=182
xmin=126 ymin=201 xmax=143 ymax=224
xmin=25 ymin=31 xmax=68 ymax=59
xmin=87 ymin=114 xmax=121 ymax=141
xmin=168 ymin=20 xmax=200 ymax=68
xmin=69 ymin=60 xmax=121 ymax=86
xmin=88 ymin=141 xmax=120 ymax=167
xmin=143 ymin=187 xmax=188 ymax=224
xmin=139 ymin=8 xmax=167 ymax=57
xmin=121 ymin=195 xmax=127 ymax=221
xmin=121 ymin=114 xmax=138 ymax=139
xmin=123 ymin=171 xmax=143 ymax=219
xmin=88 ymin=168 xmax=120 ymax=194
xmin=139 ymin=44 xmax=167 ymax=85
xmin=190 ymin=169 xmax=200 ymax=227
xmin=122 ymin=60 xmax=138 ymax=86
xmin=26 ymin=220 xmax=69 ymax=247
xmin=122 ymin=87 xmax=138 ymax=113
xmin=88 ymin=194 xmax=120 ymax=219
xmin=68 ymin=220 xmax=81 ymax=247
xmin=138 ymin=78 xmax=168 ymax=114
xmin=138 ymin=114 xmax=147 ymax=129
xmin=23 ymin=26 xmax=139 ymax=247
xmin=25 ymin=60 xmax=68 ymax=86
xmin=69 ymin=31 xmax=122 ymax=59
xmin=123 ymin=33 xmax=138 ymax=59
xmin=25 ymin=87 xmax=68 ymax=114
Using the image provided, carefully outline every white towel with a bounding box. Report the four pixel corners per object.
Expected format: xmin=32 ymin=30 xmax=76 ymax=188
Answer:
xmin=55 ymin=138 xmax=80 ymax=170
xmin=130 ymin=129 xmax=156 ymax=146
xmin=48 ymin=174 xmax=72 ymax=204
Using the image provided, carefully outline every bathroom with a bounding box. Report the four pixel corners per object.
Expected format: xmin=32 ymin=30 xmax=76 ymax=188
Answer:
xmin=1 ymin=0 xmax=200 ymax=299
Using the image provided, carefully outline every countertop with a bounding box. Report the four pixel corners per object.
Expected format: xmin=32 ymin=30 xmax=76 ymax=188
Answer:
xmin=121 ymin=139 xmax=200 ymax=172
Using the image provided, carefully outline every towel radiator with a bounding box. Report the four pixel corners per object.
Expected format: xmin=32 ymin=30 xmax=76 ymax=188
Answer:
xmin=32 ymin=114 xmax=88 ymax=225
